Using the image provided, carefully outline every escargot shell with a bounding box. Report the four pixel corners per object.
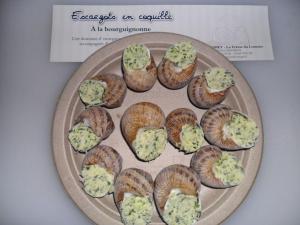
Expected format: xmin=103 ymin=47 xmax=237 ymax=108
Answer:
xmin=114 ymin=168 xmax=154 ymax=209
xmin=76 ymin=106 xmax=114 ymax=140
xmin=82 ymin=145 xmax=122 ymax=178
xmin=201 ymin=104 xmax=257 ymax=150
xmin=165 ymin=108 xmax=198 ymax=147
xmin=93 ymin=73 xmax=127 ymax=108
xmin=157 ymin=57 xmax=197 ymax=89
xmin=121 ymin=102 xmax=165 ymax=145
xmin=190 ymin=145 xmax=229 ymax=188
xmin=188 ymin=75 xmax=229 ymax=109
xmin=154 ymin=164 xmax=201 ymax=215
xmin=123 ymin=55 xmax=157 ymax=92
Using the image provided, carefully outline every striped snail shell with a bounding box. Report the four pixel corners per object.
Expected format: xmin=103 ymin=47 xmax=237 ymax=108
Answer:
xmin=154 ymin=164 xmax=201 ymax=216
xmin=76 ymin=106 xmax=114 ymax=140
xmin=188 ymin=75 xmax=229 ymax=109
xmin=114 ymin=168 xmax=154 ymax=209
xmin=93 ymin=73 xmax=127 ymax=108
xmin=165 ymin=108 xmax=198 ymax=148
xmin=82 ymin=145 xmax=122 ymax=178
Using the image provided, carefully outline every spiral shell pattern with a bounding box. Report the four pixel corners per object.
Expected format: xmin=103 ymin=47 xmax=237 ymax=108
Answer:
xmin=200 ymin=104 xmax=242 ymax=150
xmin=165 ymin=108 xmax=198 ymax=147
xmin=82 ymin=145 xmax=122 ymax=177
xmin=121 ymin=102 xmax=165 ymax=145
xmin=93 ymin=73 xmax=127 ymax=108
xmin=76 ymin=106 xmax=114 ymax=140
xmin=158 ymin=58 xmax=197 ymax=89
xmin=190 ymin=145 xmax=230 ymax=188
xmin=123 ymin=55 xmax=157 ymax=92
xmin=114 ymin=168 xmax=154 ymax=209
xmin=154 ymin=164 xmax=201 ymax=215
xmin=188 ymin=75 xmax=228 ymax=109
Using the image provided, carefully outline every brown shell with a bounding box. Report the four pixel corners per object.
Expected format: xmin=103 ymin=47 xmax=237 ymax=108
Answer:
xmin=200 ymin=104 xmax=243 ymax=150
xmin=154 ymin=164 xmax=201 ymax=215
xmin=165 ymin=108 xmax=198 ymax=148
xmin=76 ymin=106 xmax=114 ymax=140
xmin=114 ymin=168 xmax=154 ymax=209
xmin=157 ymin=57 xmax=197 ymax=89
xmin=123 ymin=55 xmax=157 ymax=92
xmin=92 ymin=73 xmax=127 ymax=108
xmin=82 ymin=145 xmax=122 ymax=178
xmin=190 ymin=145 xmax=232 ymax=188
xmin=188 ymin=75 xmax=229 ymax=109
xmin=121 ymin=102 xmax=165 ymax=145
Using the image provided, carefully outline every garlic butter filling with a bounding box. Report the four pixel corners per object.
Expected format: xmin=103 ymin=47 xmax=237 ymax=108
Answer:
xmin=79 ymin=80 xmax=107 ymax=106
xmin=81 ymin=164 xmax=114 ymax=198
xmin=163 ymin=189 xmax=201 ymax=225
xmin=212 ymin=152 xmax=244 ymax=186
xmin=223 ymin=113 xmax=259 ymax=148
xmin=165 ymin=42 xmax=196 ymax=69
xmin=120 ymin=193 xmax=153 ymax=225
xmin=179 ymin=124 xmax=205 ymax=153
xmin=132 ymin=128 xmax=167 ymax=161
xmin=68 ymin=123 xmax=100 ymax=152
xmin=204 ymin=67 xmax=234 ymax=93
xmin=123 ymin=44 xmax=151 ymax=71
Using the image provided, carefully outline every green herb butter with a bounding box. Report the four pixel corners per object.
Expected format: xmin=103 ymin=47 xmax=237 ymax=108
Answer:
xmin=81 ymin=164 xmax=114 ymax=198
xmin=132 ymin=128 xmax=167 ymax=161
xmin=79 ymin=80 xmax=106 ymax=106
xmin=123 ymin=44 xmax=151 ymax=71
xmin=212 ymin=152 xmax=245 ymax=186
xmin=165 ymin=42 xmax=196 ymax=69
xmin=68 ymin=123 xmax=100 ymax=152
xmin=223 ymin=114 xmax=259 ymax=148
xmin=179 ymin=124 xmax=205 ymax=153
xmin=120 ymin=193 xmax=153 ymax=225
xmin=204 ymin=67 xmax=234 ymax=93
xmin=163 ymin=189 xmax=201 ymax=225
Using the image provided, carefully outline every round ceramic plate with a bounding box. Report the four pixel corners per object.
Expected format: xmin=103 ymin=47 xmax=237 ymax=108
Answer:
xmin=52 ymin=32 xmax=263 ymax=225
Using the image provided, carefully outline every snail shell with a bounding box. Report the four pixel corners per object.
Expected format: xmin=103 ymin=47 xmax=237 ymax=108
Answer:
xmin=190 ymin=145 xmax=230 ymax=188
xmin=158 ymin=57 xmax=197 ymax=89
xmin=165 ymin=108 xmax=197 ymax=148
xmin=121 ymin=102 xmax=165 ymax=145
xmin=93 ymin=73 xmax=127 ymax=108
xmin=188 ymin=75 xmax=229 ymax=109
xmin=76 ymin=106 xmax=114 ymax=140
xmin=82 ymin=145 xmax=122 ymax=179
xmin=123 ymin=55 xmax=157 ymax=92
xmin=200 ymin=104 xmax=256 ymax=150
xmin=154 ymin=164 xmax=201 ymax=215
xmin=114 ymin=168 xmax=154 ymax=209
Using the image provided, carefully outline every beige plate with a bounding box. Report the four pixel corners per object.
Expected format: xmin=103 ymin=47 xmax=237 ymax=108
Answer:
xmin=52 ymin=32 xmax=263 ymax=225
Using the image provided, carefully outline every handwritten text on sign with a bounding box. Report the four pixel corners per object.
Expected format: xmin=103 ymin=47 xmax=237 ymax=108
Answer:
xmin=50 ymin=5 xmax=274 ymax=62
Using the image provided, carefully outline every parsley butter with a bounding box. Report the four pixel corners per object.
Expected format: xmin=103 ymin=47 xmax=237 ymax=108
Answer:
xmin=163 ymin=189 xmax=201 ymax=225
xmin=212 ymin=152 xmax=244 ymax=186
xmin=81 ymin=164 xmax=114 ymax=197
xmin=123 ymin=44 xmax=151 ymax=71
xmin=132 ymin=128 xmax=167 ymax=161
xmin=224 ymin=114 xmax=259 ymax=148
xmin=79 ymin=80 xmax=107 ymax=106
xmin=68 ymin=123 xmax=100 ymax=152
xmin=179 ymin=124 xmax=204 ymax=153
xmin=120 ymin=193 xmax=153 ymax=225
xmin=165 ymin=42 xmax=196 ymax=69
xmin=204 ymin=67 xmax=234 ymax=93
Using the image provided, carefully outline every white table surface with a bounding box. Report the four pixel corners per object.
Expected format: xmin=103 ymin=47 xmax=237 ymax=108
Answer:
xmin=1 ymin=0 xmax=299 ymax=225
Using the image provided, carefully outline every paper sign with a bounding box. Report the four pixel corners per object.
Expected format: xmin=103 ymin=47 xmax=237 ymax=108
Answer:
xmin=50 ymin=5 xmax=274 ymax=62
